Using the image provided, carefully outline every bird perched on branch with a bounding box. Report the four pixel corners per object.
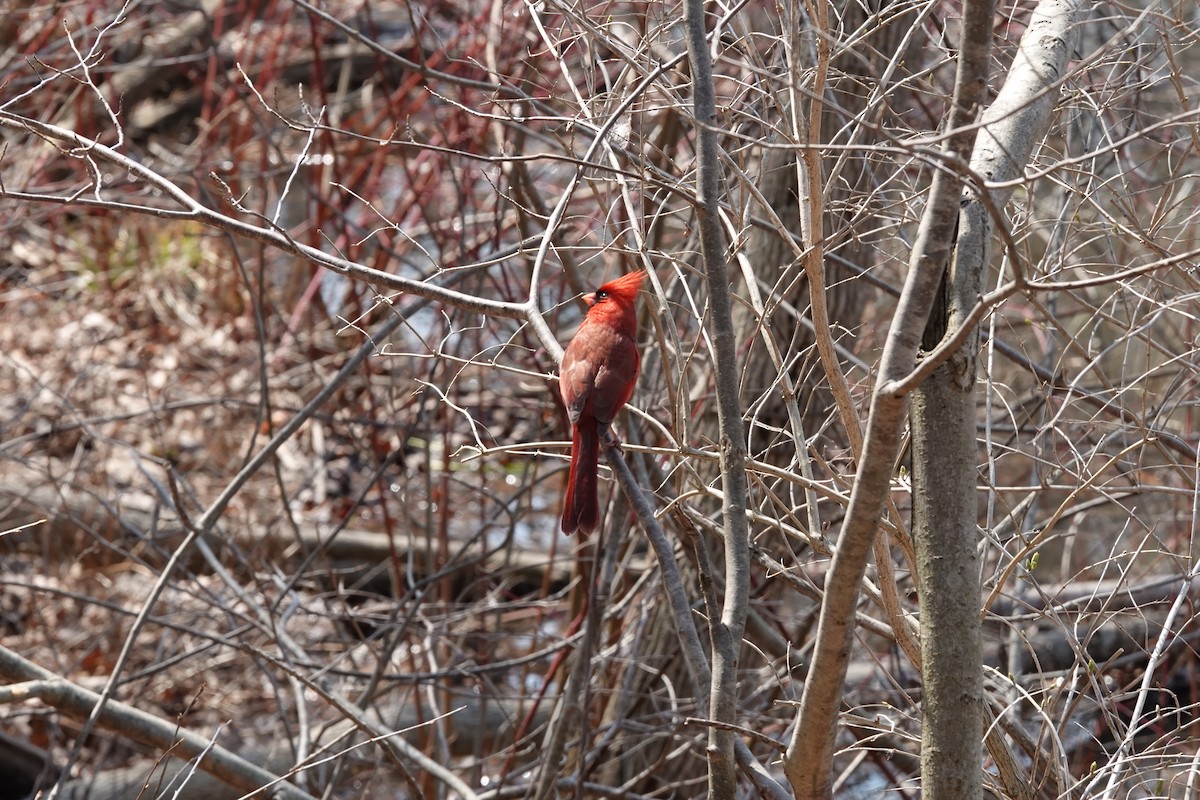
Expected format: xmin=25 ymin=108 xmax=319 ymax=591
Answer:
xmin=558 ymin=270 xmax=646 ymax=535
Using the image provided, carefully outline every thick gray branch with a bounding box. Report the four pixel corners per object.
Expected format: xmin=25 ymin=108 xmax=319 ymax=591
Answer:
xmin=680 ymin=0 xmax=753 ymax=797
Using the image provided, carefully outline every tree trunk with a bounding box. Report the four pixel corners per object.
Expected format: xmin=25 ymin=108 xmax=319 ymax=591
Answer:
xmin=911 ymin=274 xmax=985 ymax=799
xmin=910 ymin=0 xmax=1086 ymax=796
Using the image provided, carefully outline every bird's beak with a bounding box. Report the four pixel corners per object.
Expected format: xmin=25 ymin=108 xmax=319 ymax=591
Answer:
xmin=582 ymin=292 xmax=597 ymax=307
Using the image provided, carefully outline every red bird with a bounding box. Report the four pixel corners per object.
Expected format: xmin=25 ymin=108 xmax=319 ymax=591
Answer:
xmin=559 ymin=270 xmax=646 ymax=535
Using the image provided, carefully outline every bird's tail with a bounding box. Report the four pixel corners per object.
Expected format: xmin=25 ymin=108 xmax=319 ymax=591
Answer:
xmin=561 ymin=423 xmax=600 ymax=535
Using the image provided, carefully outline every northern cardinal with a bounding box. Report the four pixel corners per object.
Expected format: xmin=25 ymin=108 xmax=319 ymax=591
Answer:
xmin=559 ymin=270 xmax=646 ymax=534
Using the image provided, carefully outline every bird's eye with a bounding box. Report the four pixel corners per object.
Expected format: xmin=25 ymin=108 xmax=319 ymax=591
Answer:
xmin=595 ymin=290 xmax=609 ymax=300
